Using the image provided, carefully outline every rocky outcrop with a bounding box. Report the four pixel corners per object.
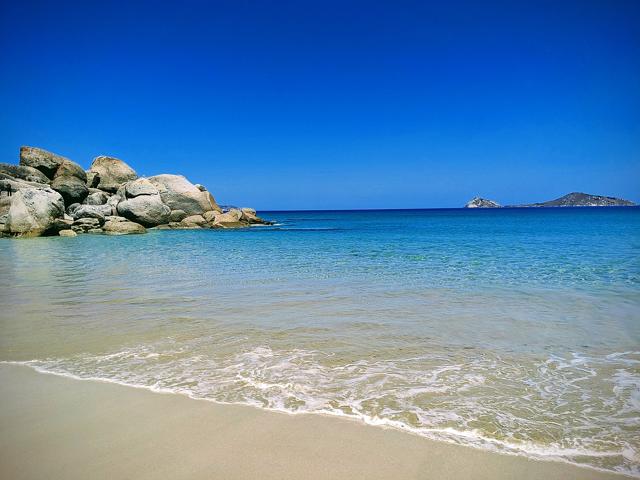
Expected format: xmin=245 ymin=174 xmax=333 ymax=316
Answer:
xmin=3 ymin=188 xmax=65 ymax=237
xmin=465 ymin=197 xmax=501 ymax=208
xmin=88 ymin=156 xmax=138 ymax=193
xmin=19 ymin=146 xmax=67 ymax=179
xmin=1 ymin=145 xmax=270 ymax=238
xmin=0 ymin=163 xmax=50 ymax=184
xmin=147 ymin=175 xmax=221 ymax=215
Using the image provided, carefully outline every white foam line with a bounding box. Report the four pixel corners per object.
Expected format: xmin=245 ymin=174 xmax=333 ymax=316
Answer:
xmin=2 ymin=361 xmax=636 ymax=478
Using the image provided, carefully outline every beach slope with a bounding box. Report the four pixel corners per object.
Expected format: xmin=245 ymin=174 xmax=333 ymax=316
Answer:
xmin=0 ymin=364 xmax=626 ymax=480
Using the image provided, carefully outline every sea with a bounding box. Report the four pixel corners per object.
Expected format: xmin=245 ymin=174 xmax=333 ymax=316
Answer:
xmin=1 ymin=207 xmax=639 ymax=476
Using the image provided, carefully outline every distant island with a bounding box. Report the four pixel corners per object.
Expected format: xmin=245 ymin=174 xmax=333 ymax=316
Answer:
xmin=465 ymin=192 xmax=636 ymax=208
xmin=465 ymin=197 xmax=502 ymax=208
xmin=0 ymin=146 xmax=270 ymax=238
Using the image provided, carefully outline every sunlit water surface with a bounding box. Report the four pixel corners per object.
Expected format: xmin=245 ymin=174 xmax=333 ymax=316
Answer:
xmin=1 ymin=208 xmax=639 ymax=476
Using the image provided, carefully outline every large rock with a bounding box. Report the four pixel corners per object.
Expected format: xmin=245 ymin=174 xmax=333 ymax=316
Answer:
xmin=4 ymin=188 xmax=65 ymax=237
xmin=0 ymin=196 xmax=11 ymax=217
xmin=169 ymin=209 xmax=188 ymax=222
xmin=180 ymin=214 xmax=207 ymax=227
xmin=209 ymin=209 xmax=249 ymax=228
xmin=84 ymin=191 xmax=110 ymax=205
xmin=51 ymin=159 xmax=89 ymax=205
xmin=103 ymin=218 xmax=146 ymax=235
xmin=147 ymin=175 xmax=221 ymax=215
xmin=106 ymin=194 xmax=122 ymax=209
xmin=71 ymin=217 xmax=101 ymax=233
xmin=0 ymin=163 xmax=50 ymax=184
xmin=71 ymin=204 xmax=112 ymax=223
xmin=117 ymin=194 xmax=170 ymax=227
xmin=88 ymin=156 xmax=137 ymax=193
xmin=19 ymin=146 xmax=68 ymax=179
xmin=124 ymin=178 xmax=158 ymax=197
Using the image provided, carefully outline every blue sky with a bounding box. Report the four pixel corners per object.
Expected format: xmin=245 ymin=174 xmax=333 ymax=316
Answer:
xmin=1 ymin=0 xmax=638 ymax=209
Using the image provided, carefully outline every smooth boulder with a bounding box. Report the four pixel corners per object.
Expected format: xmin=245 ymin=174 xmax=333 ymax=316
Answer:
xmin=4 ymin=188 xmax=65 ymax=236
xmin=72 ymin=204 xmax=111 ymax=223
xmin=117 ymin=194 xmax=170 ymax=227
xmin=103 ymin=217 xmax=146 ymax=235
xmin=147 ymin=175 xmax=221 ymax=215
xmin=124 ymin=178 xmax=157 ymax=197
xmin=88 ymin=156 xmax=138 ymax=192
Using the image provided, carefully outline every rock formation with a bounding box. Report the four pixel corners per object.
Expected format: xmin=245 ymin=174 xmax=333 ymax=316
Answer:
xmin=512 ymin=192 xmax=636 ymax=207
xmin=465 ymin=197 xmax=501 ymax=208
xmin=0 ymin=146 xmax=271 ymax=238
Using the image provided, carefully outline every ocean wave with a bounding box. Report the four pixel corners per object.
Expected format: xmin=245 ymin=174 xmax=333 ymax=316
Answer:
xmin=3 ymin=345 xmax=639 ymax=477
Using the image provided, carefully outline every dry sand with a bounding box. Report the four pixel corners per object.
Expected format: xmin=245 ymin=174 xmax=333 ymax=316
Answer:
xmin=0 ymin=364 xmax=628 ymax=480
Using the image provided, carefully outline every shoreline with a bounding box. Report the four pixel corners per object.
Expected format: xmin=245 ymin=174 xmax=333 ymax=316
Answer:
xmin=0 ymin=363 xmax=630 ymax=480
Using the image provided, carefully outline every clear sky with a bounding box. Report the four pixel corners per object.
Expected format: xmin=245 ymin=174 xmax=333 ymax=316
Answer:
xmin=1 ymin=0 xmax=638 ymax=209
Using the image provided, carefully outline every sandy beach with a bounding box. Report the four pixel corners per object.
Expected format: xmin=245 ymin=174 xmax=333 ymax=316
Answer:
xmin=0 ymin=364 xmax=627 ymax=480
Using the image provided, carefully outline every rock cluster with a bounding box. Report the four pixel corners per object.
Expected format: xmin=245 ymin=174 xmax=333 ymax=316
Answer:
xmin=0 ymin=146 xmax=270 ymax=237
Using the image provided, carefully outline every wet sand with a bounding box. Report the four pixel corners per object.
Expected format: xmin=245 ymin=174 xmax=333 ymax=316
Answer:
xmin=0 ymin=364 xmax=628 ymax=480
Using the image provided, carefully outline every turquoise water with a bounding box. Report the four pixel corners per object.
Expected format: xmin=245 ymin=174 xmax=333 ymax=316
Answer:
xmin=1 ymin=207 xmax=639 ymax=475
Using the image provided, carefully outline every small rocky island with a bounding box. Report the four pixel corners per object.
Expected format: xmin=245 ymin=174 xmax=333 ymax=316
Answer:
xmin=465 ymin=197 xmax=501 ymax=208
xmin=0 ymin=146 xmax=270 ymax=238
xmin=465 ymin=192 xmax=636 ymax=208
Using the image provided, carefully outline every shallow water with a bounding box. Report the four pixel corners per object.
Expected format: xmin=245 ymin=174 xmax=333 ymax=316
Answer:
xmin=1 ymin=208 xmax=639 ymax=476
